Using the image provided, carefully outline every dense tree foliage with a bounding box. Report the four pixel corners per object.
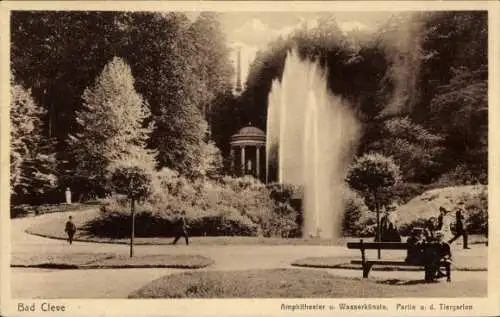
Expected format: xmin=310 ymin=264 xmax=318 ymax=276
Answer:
xmin=231 ymin=11 xmax=487 ymax=184
xmin=10 ymin=10 xmax=488 ymax=207
xmin=10 ymin=82 xmax=57 ymax=203
xmin=68 ymin=57 xmax=155 ymax=195
xmin=10 ymin=11 xmax=234 ymax=202
xmin=118 ymin=12 xmax=233 ymax=177
xmin=11 ymin=11 xmax=121 ymax=147
xmin=413 ymin=11 xmax=487 ymax=183
xmin=346 ymin=153 xmax=402 ymax=211
xmin=367 ymin=117 xmax=444 ymax=182
xmin=119 ymin=13 xmax=206 ymax=176
xmin=188 ymin=12 xmax=234 ymax=117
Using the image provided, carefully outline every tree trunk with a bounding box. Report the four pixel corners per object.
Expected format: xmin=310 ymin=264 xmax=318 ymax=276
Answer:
xmin=130 ymin=199 xmax=135 ymax=258
xmin=376 ymin=204 xmax=381 ymax=259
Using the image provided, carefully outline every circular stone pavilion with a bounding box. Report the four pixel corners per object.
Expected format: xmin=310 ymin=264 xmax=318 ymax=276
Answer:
xmin=230 ymin=125 xmax=266 ymax=182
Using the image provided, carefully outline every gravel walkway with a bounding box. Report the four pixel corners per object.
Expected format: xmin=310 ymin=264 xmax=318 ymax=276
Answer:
xmin=10 ymin=211 xmax=488 ymax=298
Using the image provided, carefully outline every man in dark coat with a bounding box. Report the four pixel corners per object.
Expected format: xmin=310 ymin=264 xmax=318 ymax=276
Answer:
xmin=380 ymin=205 xmax=401 ymax=242
xmin=448 ymin=202 xmax=470 ymax=249
xmin=406 ymin=228 xmax=425 ymax=265
xmin=172 ymin=211 xmax=189 ymax=245
xmin=437 ymin=207 xmax=446 ymax=230
xmin=423 ymin=231 xmax=452 ymax=282
xmin=64 ymin=216 xmax=77 ymax=245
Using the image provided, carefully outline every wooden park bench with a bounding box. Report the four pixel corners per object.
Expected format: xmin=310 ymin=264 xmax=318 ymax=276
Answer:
xmin=347 ymin=239 xmax=451 ymax=280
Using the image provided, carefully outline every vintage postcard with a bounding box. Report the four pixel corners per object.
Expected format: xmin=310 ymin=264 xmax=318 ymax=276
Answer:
xmin=0 ymin=1 xmax=499 ymax=316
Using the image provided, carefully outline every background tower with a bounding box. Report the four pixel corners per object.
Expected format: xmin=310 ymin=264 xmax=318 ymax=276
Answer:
xmin=234 ymin=46 xmax=243 ymax=95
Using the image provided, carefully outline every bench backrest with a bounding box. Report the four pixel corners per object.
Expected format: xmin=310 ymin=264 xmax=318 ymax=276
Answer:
xmin=347 ymin=241 xmax=408 ymax=250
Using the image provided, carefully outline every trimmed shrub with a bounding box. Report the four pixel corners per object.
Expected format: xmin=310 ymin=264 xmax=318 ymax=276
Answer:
xmin=85 ymin=207 xmax=259 ymax=238
xmin=342 ymin=188 xmax=370 ymax=236
xmin=264 ymin=183 xmax=303 ymax=237
xmin=259 ymin=202 xmax=300 ymax=238
xmin=189 ymin=207 xmax=259 ymax=236
xmin=87 ymin=173 xmax=267 ymax=237
xmin=346 ymin=153 xmax=402 ymax=210
xmin=267 ymin=183 xmax=304 ymax=202
xmin=11 ymin=204 xmax=36 ymax=218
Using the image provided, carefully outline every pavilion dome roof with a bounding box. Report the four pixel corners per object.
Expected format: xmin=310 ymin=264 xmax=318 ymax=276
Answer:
xmin=234 ymin=126 xmax=265 ymax=137
xmin=230 ymin=125 xmax=266 ymax=146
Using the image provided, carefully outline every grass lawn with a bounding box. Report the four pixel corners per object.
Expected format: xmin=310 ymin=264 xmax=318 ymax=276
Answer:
xmin=128 ymin=268 xmax=487 ymax=298
xmin=11 ymin=252 xmax=115 ymax=268
xmin=292 ymin=253 xmax=487 ymax=271
xmin=11 ymin=253 xmax=213 ymax=269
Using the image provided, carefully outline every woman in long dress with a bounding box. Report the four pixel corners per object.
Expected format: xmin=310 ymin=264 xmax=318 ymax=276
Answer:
xmin=438 ymin=207 xmax=453 ymax=242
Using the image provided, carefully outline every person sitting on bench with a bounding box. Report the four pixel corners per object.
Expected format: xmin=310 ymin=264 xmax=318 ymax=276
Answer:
xmin=424 ymin=231 xmax=452 ymax=282
xmin=380 ymin=204 xmax=402 ymax=242
xmin=405 ymin=227 xmax=425 ymax=265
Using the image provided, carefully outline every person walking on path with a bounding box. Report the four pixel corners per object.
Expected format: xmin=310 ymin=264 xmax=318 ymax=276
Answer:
xmin=448 ymin=202 xmax=470 ymax=249
xmin=172 ymin=211 xmax=189 ymax=245
xmin=64 ymin=216 xmax=77 ymax=245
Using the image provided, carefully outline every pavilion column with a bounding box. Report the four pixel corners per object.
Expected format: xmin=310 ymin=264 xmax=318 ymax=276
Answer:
xmin=230 ymin=146 xmax=235 ymax=174
xmin=241 ymin=146 xmax=246 ymax=175
xmin=256 ymin=146 xmax=260 ymax=179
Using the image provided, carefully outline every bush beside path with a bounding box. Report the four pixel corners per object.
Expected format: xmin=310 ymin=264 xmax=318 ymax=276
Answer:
xmin=23 ymin=208 xmax=355 ymax=246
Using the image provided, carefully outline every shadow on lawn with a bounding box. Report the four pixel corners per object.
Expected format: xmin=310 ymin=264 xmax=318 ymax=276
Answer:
xmin=376 ymin=278 xmax=440 ymax=286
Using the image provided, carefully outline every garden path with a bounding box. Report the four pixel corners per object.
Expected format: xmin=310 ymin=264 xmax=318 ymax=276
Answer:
xmin=10 ymin=211 xmax=488 ymax=298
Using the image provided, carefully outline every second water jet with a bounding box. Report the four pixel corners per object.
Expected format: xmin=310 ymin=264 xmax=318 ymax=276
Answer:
xmin=266 ymin=50 xmax=360 ymax=239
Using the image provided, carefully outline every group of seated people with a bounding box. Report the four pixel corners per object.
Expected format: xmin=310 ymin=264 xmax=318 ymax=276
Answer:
xmin=375 ymin=203 xmax=467 ymax=282
xmin=405 ymin=226 xmax=452 ymax=282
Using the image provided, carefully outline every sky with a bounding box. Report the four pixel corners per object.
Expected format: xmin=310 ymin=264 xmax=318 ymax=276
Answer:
xmin=220 ymin=12 xmax=394 ymax=48
xmin=208 ymin=12 xmax=395 ymax=90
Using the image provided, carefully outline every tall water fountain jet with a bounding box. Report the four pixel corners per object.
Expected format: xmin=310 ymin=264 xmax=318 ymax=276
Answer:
xmin=266 ymin=50 xmax=360 ymax=239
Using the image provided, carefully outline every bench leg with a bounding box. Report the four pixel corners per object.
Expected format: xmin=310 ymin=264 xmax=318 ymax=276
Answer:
xmin=362 ymin=263 xmax=374 ymax=278
xmin=444 ymin=262 xmax=451 ymax=282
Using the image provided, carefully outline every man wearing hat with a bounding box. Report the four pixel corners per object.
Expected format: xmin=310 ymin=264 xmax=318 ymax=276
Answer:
xmin=380 ymin=204 xmax=401 ymax=242
xmin=448 ymin=202 xmax=470 ymax=249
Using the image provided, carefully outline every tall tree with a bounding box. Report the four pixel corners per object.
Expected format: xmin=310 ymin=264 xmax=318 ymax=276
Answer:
xmin=416 ymin=11 xmax=487 ymax=181
xmin=188 ymin=12 xmax=234 ymax=118
xmin=120 ymin=12 xmax=209 ymax=177
xmin=10 ymin=81 xmax=57 ymax=203
xmin=67 ymin=57 xmax=155 ymax=194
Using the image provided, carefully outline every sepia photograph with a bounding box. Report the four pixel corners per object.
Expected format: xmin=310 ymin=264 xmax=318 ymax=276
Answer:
xmin=1 ymin=1 xmax=498 ymax=316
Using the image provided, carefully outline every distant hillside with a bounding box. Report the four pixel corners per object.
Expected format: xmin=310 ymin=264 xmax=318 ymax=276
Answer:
xmin=395 ymin=185 xmax=487 ymax=234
